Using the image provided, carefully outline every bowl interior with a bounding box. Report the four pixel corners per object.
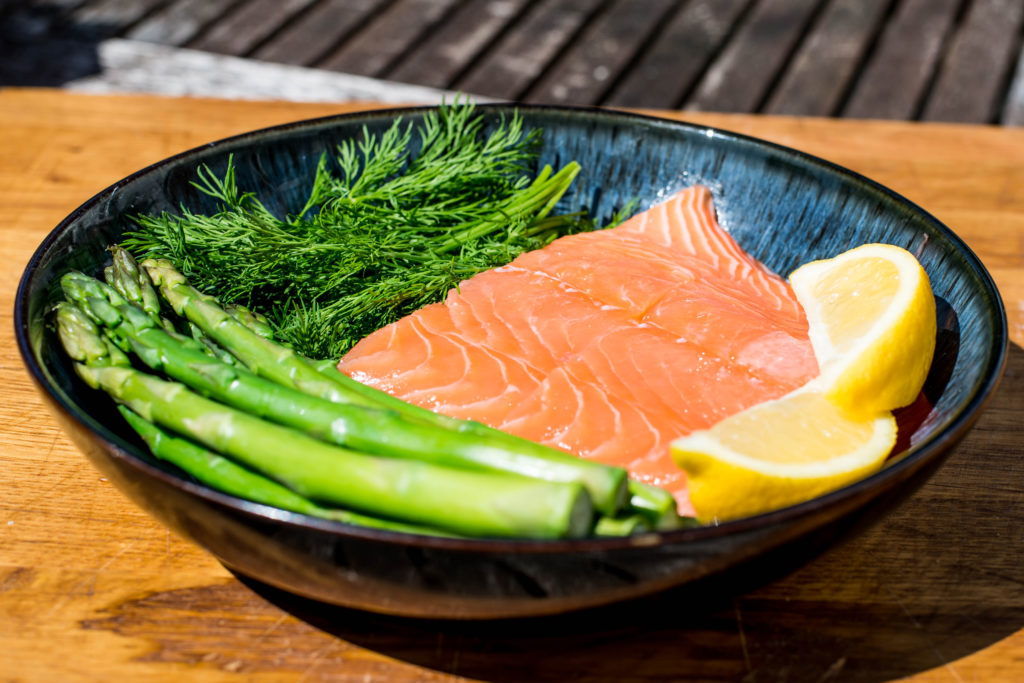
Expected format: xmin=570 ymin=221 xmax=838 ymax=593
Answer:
xmin=17 ymin=105 xmax=1007 ymax=547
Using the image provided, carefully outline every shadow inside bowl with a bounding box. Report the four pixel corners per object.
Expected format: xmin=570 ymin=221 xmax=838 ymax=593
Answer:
xmin=892 ymin=296 xmax=960 ymax=455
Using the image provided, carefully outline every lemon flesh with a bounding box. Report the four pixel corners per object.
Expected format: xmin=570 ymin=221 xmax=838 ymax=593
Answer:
xmin=790 ymin=243 xmax=936 ymax=417
xmin=673 ymin=390 xmax=897 ymax=522
xmin=672 ymin=243 xmax=935 ymax=522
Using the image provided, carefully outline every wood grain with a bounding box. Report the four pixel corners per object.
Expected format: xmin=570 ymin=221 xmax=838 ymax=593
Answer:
xmin=763 ymin=0 xmax=891 ymax=117
xmin=187 ymin=0 xmax=317 ymax=57
xmin=523 ymin=0 xmax=678 ymax=105
xmin=841 ymin=0 xmax=960 ymax=120
xmin=251 ymin=0 xmax=389 ymax=67
xmin=922 ymin=0 xmax=1024 ymax=124
xmin=455 ymin=0 xmax=602 ymax=101
xmin=124 ymin=0 xmax=238 ymax=47
xmin=685 ymin=0 xmax=822 ymax=113
xmin=603 ymin=0 xmax=751 ymax=109
xmin=1 ymin=89 xmax=1022 ymax=681
xmin=317 ymin=0 xmax=460 ymax=78
xmin=387 ymin=0 xmax=531 ymax=90
xmin=69 ymin=0 xmax=168 ymax=39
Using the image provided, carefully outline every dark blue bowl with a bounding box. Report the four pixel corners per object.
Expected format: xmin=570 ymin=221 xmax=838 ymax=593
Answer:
xmin=15 ymin=105 xmax=1007 ymax=619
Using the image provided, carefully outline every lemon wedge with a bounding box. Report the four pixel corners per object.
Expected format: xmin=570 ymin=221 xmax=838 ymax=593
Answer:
xmin=672 ymin=243 xmax=935 ymax=522
xmin=673 ymin=390 xmax=896 ymax=522
xmin=789 ymin=243 xmax=936 ymax=416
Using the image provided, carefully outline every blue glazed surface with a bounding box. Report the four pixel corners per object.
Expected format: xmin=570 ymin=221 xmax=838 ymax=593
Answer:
xmin=14 ymin=105 xmax=1007 ymax=618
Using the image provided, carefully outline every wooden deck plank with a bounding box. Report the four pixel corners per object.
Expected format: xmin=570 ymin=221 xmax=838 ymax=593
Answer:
xmin=523 ymin=0 xmax=678 ymax=105
xmin=188 ymin=0 xmax=316 ymax=57
xmin=764 ymin=0 xmax=891 ymax=117
xmin=125 ymin=0 xmax=237 ymax=46
xmin=69 ymin=0 xmax=166 ymax=37
xmin=456 ymin=0 xmax=601 ymax=101
xmin=922 ymin=0 xmax=1024 ymax=123
xmin=251 ymin=0 xmax=388 ymax=67
xmin=841 ymin=0 xmax=960 ymax=120
xmin=603 ymin=0 xmax=751 ymax=109
xmin=317 ymin=0 xmax=461 ymax=78
xmin=1004 ymin=46 xmax=1024 ymax=125
xmin=388 ymin=0 xmax=531 ymax=89
xmin=685 ymin=0 xmax=822 ymax=113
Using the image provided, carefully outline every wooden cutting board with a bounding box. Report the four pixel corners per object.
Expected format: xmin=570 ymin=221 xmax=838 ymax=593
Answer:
xmin=1 ymin=88 xmax=1021 ymax=681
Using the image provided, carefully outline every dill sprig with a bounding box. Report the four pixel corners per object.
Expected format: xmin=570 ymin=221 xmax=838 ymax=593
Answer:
xmin=123 ymin=102 xmax=598 ymax=360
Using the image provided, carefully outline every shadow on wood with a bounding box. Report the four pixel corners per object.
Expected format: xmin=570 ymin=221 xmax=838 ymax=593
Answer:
xmin=232 ymin=341 xmax=1024 ymax=681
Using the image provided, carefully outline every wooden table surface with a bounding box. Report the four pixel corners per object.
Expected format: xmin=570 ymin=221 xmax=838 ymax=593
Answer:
xmin=1 ymin=89 xmax=1021 ymax=682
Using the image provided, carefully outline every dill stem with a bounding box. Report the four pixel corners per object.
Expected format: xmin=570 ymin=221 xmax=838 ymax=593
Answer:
xmin=434 ymin=163 xmax=580 ymax=254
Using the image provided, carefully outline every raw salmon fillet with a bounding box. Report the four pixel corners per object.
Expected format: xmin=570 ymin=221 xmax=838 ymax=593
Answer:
xmin=339 ymin=186 xmax=818 ymax=508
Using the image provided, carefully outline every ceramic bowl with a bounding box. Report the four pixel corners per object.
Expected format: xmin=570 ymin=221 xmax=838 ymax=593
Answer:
xmin=15 ymin=105 xmax=1007 ymax=619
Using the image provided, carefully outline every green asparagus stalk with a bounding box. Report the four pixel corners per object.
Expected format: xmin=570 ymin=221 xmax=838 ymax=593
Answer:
xmin=117 ymin=406 xmax=457 ymax=536
xmin=63 ymin=270 xmax=630 ymax=516
xmin=119 ymin=366 xmax=590 ymax=538
xmin=628 ymin=482 xmax=686 ymax=530
xmin=56 ymin=302 xmax=593 ymax=538
xmin=594 ymin=514 xmax=651 ymax=537
xmin=139 ymin=260 xmax=632 ymax=514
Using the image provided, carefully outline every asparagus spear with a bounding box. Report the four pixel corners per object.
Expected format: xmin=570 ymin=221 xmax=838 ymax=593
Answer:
xmin=118 ymin=406 xmax=457 ymax=537
xmin=55 ymin=302 xmax=593 ymax=539
xmin=63 ymin=270 xmax=630 ymax=515
xmin=594 ymin=514 xmax=651 ymax=537
xmin=628 ymin=482 xmax=686 ymax=530
xmin=142 ymin=256 xmax=498 ymax=433
xmin=140 ymin=256 xmax=535 ymax=432
xmin=139 ymin=260 xmax=632 ymax=514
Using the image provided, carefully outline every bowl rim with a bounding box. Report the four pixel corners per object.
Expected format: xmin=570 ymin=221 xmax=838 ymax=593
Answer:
xmin=14 ymin=102 xmax=1010 ymax=553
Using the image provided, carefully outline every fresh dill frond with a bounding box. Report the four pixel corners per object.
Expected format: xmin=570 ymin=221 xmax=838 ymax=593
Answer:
xmin=123 ymin=102 xmax=602 ymax=360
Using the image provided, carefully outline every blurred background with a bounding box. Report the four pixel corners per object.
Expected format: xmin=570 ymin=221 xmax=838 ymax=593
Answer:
xmin=2 ymin=0 xmax=1022 ymax=124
